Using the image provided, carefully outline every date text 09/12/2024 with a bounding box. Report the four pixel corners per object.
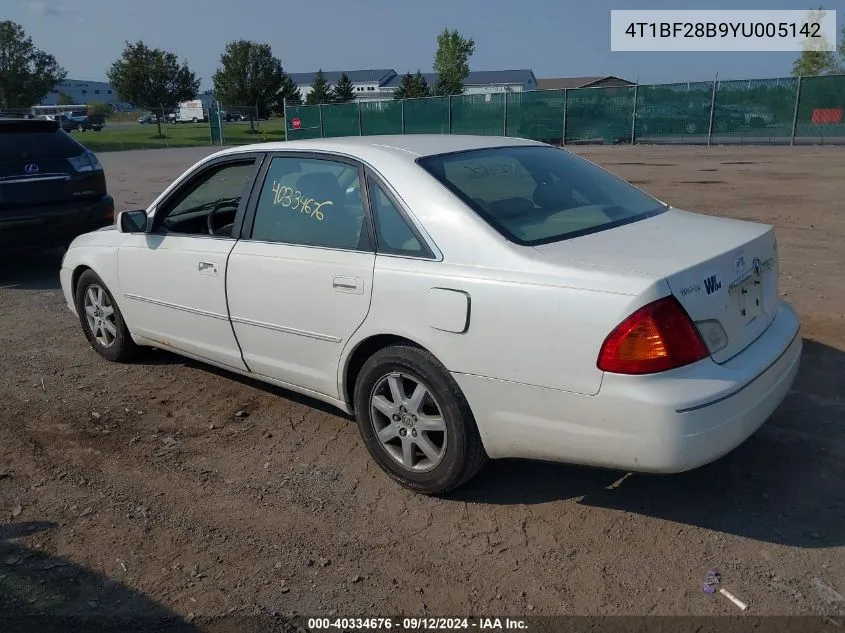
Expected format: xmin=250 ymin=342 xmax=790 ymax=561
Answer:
xmin=307 ymin=617 xmax=529 ymax=630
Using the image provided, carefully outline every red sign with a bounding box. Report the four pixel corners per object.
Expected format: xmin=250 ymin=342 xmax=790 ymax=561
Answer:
xmin=811 ymin=108 xmax=844 ymax=125
xmin=291 ymin=117 xmax=302 ymax=130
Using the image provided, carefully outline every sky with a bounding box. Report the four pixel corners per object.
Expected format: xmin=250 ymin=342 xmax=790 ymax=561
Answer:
xmin=7 ymin=0 xmax=844 ymax=90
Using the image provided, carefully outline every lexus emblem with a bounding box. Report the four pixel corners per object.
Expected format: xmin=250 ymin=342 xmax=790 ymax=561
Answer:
xmin=24 ymin=163 xmax=39 ymax=174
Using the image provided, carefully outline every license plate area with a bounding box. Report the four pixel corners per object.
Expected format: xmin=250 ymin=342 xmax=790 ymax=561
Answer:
xmin=735 ymin=277 xmax=762 ymax=325
xmin=729 ymin=258 xmax=773 ymax=326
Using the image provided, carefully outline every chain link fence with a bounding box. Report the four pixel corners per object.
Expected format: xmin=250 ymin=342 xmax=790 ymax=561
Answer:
xmin=1 ymin=102 xmax=287 ymax=152
xmin=286 ymin=73 xmax=845 ymax=146
xmin=5 ymin=73 xmax=842 ymax=152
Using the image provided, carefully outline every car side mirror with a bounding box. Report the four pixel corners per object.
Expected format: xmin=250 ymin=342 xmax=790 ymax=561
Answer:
xmin=118 ymin=210 xmax=148 ymax=233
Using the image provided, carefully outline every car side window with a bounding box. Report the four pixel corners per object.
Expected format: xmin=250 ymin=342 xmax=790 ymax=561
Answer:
xmin=251 ymin=156 xmax=366 ymax=250
xmin=155 ymin=161 xmax=256 ymax=236
xmin=367 ymin=177 xmax=428 ymax=257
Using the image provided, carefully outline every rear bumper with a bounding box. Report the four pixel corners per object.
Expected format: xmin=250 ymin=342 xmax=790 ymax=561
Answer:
xmin=454 ymin=302 xmax=801 ymax=472
xmin=0 ymin=196 xmax=114 ymax=251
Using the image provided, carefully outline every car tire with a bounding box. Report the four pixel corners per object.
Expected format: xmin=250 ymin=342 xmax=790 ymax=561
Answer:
xmin=192 ymin=117 xmax=198 ymax=123
xmin=353 ymin=344 xmax=487 ymax=494
xmin=74 ymin=270 xmax=140 ymax=363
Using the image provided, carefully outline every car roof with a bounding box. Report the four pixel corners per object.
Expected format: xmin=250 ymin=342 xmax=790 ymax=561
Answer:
xmin=0 ymin=119 xmax=61 ymax=132
xmin=216 ymin=134 xmax=543 ymax=162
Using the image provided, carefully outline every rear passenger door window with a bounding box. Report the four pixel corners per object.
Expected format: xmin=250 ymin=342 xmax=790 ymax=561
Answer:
xmin=250 ymin=156 xmax=367 ymax=250
xmin=367 ymin=176 xmax=432 ymax=258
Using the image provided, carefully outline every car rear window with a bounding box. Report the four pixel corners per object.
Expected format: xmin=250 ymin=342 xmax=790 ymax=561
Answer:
xmin=417 ymin=145 xmax=667 ymax=245
xmin=0 ymin=120 xmax=83 ymax=158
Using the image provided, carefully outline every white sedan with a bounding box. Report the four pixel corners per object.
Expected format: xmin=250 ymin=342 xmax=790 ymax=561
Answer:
xmin=60 ymin=135 xmax=801 ymax=494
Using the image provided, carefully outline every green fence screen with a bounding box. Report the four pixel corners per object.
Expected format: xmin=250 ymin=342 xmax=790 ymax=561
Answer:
xmin=403 ymin=97 xmax=449 ymax=134
xmin=795 ymin=74 xmax=845 ymax=139
xmin=505 ymin=90 xmax=565 ymax=143
xmin=566 ymin=85 xmax=636 ymax=144
xmin=285 ymin=104 xmax=322 ymax=140
xmin=635 ymin=82 xmax=713 ymax=142
xmin=322 ymin=102 xmax=359 ymax=138
xmin=450 ymin=93 xmax=505 ymax=136
xmin=285 ymin=74 xmax=845 ymax=146
xmin=714 ymin=77 xmax=798 ymax=141
xmin=360 ymin=101 xmax=402 ymax=135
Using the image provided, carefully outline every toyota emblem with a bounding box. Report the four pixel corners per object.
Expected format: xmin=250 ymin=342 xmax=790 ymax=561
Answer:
xmin=24 ymin=163 xmax=39 ymax=174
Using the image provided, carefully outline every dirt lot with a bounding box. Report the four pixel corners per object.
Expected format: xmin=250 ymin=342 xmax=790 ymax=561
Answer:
xmin=1 ymin=145 xmax=844 ymax=629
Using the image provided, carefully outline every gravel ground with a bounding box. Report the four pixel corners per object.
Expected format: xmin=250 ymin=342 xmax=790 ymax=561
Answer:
xmin=1 ymin=144 xmax=844 ymax=629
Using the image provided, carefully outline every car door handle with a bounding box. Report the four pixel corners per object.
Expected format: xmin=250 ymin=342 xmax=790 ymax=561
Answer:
xmin=198 ymin=261 xmax=218 ymax=276
xmin=333 ymin=276 xmax=362 ymax=294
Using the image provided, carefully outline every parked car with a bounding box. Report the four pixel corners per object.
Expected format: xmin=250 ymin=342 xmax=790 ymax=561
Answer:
xmin=0 ymin=118 xmax=114 ymax=252
xmin=59 ymin=135 xmax=800 ymax=494
xmin=636 ymin=104 xmax=744 ymax=136
xmin=57 ymin=111 xmax=87 ymax=132
xmin=53 ymin=111 xmax=105 ymax=133
xmin=72 ymin=114 xmax=106 ymax=132
xmin=137 ymin=112 xmax=158 ymax=125
xmin=636 ymin=104 xmax=708 ymax=135
xmin=724 ymin=105 xmax=776 ymax=128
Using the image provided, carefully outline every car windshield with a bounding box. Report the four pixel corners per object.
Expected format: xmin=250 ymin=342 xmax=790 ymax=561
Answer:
xmin=417 ymin=145 xmax=667 ymax=245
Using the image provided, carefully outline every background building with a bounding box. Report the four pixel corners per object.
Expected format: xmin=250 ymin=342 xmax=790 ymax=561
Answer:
xmin=289 ymin=68 xmax=538 ymax=102
xmin=290 ymin=69 xmax=398 ymax=102
xmin=40 ymin=79 xmax=131 ymax=110
xmin=36 ymin=72 xmax=634 ymax=111
xmin=536 ymin=76 xmax=635 ymax=90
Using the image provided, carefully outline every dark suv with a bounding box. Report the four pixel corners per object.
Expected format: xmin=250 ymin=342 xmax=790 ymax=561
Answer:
xmin=0 ymin=119 xmax=114 ymax=251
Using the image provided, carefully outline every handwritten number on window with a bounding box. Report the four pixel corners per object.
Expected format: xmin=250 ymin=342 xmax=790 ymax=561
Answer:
xmin=271 ymin=181 xmax=333 ymax=221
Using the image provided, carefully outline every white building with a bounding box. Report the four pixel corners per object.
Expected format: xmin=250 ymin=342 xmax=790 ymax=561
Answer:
xmin=40 ymin=79 xmax=131 ymax=110
xmin=289 ymin=69 xmax=398 ymax=102
xmin=288 ymin=69 xmax=537 ymax=102
xmin=385 ymin=70 xmax=537 ymax=95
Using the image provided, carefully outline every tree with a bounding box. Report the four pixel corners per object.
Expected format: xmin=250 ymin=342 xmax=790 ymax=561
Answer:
xmin=0 ymin=21 xmax=66 ymax=109
xmin=393 ymin=73 xmax=415 ymax=100
xmin=792 ymin=49 xmax=839 ymax=76
xmin=213 ymin=39 xmax=289 ymax=128
xmin=107 ymin=41 xmax=199 ymax=137
xmin=57 ymin=91 xmax=74 ymax=105
xmin=413 ymin=71 xmax=430 ymax=98
xmin=838 ymin=25 xmax=845 ymax=71
xmin=393 ymin=70 xmax=431 ymax=100
xmin=279 ymin=74 xmax=301 ymax=107
xmin=87 ymin=102 xmax=114 ymax=117
xmin=791 ymin=9 xmax=839 ymax=76
xmin=432 ymin=28 xmax=475 ymax=96
xmin=332 ymin=73 xmax=355 ymax=103
xmin=305 ymin=69 xmax=332 ymax=105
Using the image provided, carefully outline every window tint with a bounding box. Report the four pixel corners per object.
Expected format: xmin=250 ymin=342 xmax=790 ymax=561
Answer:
xmin=368 ymin=178 xmax=426 ymax=256
xmin=0 ymin=122 xmax=82 ymax=158
xmin=251 ymin=157 xmax=366 ymax=250
xmin=157 ymin=161 xmax=255 ymax=236
xmin=418 ymin=146 xmax=666 ymax=245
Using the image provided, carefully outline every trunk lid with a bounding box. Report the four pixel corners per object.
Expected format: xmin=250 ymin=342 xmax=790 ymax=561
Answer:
xmin=0 ymin=120 xmax=105 ymax=210
xmin=534 ymin=208 xmax=779 ymax=363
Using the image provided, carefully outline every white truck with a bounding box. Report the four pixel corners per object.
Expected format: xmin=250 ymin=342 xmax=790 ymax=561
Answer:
xmin=172 ymin=100 xmax=207 ymax=123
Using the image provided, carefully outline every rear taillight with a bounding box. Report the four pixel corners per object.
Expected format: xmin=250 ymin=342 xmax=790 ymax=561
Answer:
xmin=67 ymin=150 xmax=102 ymax=173
xmin=597 ymin=296 xmax=708 ymax=375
